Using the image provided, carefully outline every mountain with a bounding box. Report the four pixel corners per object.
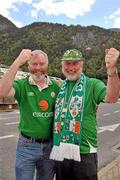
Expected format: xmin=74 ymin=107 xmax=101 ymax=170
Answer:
xmin=0 ymin=14 xmax=17 ymax=32
xmin=0 ymin=15 xmax=120 ymax=79
xmin=109 ymin=28 xmax=120 ymax=32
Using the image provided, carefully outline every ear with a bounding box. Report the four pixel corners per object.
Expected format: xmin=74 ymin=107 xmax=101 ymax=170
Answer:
xmin=105 ymin=49 xmax=109 ymax=55
xmin=80 ymin=61 xmax=84 ymax=67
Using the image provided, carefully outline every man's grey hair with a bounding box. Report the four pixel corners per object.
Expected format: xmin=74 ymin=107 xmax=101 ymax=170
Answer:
xmin=31 ymin=49 xmax=48 ymax=64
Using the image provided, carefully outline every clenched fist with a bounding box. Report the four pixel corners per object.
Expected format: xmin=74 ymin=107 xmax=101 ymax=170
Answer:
xmin=105 ymin=48 xmax=119 ymax=69
xmin=15 ymin=49 xmax=32 ymax=67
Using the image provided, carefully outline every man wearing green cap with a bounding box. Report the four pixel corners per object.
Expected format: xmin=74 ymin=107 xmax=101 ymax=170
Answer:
xmin=50 ymin=48 xmax=120 ymax=180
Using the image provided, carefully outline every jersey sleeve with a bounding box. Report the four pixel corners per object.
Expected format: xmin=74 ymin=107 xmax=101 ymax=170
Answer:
xmin=93 ymin=79 xmax=106 ymax=104
xmin=13 ymin=80 xmax=22 ymax=103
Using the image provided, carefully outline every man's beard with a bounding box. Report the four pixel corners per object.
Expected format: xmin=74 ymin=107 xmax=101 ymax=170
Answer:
xmin=31 ymin=72 xmax=46 ymax=82
xmin=62 ymin=68 xmax=81 ymax=81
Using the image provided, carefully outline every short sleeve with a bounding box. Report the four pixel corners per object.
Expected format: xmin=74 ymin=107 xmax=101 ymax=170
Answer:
xmin=13 ymin=80 xmax=22 ymax=102
xmin=93 ymin=79 xmax=106 ymax=104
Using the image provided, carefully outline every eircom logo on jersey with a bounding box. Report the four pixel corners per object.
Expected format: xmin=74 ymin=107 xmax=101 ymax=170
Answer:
xmin=32 ymin=99 xmax=53 ymax=118
xmin=39 ymin=100 xmax=49 ymax=111
xmin=33 ymin=112 xmax=53 ymax=118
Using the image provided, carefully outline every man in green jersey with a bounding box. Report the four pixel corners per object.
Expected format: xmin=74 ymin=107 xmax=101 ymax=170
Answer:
xmin=0 ymin=49 xmax=60 ymax=180
xmin=50 ymin=48 xmax=120 ymax=180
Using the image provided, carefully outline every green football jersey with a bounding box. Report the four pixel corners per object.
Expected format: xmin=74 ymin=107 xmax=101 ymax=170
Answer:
xmin=13 ymin=76 xmax=60 ymax=138
xmin=66 ymin=77 xmax=106 ymax=153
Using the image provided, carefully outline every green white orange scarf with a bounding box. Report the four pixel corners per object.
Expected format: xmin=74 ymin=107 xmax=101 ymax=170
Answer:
xmin=50 ymin=73 xmax=86 ymax=162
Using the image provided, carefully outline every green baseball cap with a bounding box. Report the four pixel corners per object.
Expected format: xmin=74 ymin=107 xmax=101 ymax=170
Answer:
xmin=61 ymin=49 xmax=84 ymax=61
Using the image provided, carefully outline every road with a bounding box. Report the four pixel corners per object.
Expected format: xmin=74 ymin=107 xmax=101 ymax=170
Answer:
xmin=0 ymin=100 xmax=120 ymax=180
xmin=97 ymin=100 xmax=120 ymax=169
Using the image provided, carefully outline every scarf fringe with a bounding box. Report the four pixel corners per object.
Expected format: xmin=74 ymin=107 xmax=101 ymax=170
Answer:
xmin=50 ymin=142 xmax=81 ymax=162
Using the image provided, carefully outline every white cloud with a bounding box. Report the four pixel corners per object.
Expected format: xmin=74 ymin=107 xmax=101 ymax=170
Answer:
xmin=113 ymin=17 xmax=120 ymax=28
xmin=114 ymin=8 xmax=120 ymax=15
xmin=32 ymin=0 xmax=96 ymax=19
xmin=0 ymin=0 xmax=97 ymax=27
xmin=0 ymin=0 xmax=33 ymax=27
xmin=104 ymin=8 xmax=120 ymax=28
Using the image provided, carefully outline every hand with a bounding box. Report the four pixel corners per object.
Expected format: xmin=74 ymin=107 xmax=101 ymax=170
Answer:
xmin=105 ymin=48 xmax=119 ymax=69
xmin=15 ymin=49 xmax=32 ymax=67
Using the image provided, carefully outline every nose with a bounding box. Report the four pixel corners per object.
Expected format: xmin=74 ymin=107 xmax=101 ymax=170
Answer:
xmin=36 ymin=64 xmax=41 ymax=69
xmin=68 ymin=64 xmax=74 ymax=71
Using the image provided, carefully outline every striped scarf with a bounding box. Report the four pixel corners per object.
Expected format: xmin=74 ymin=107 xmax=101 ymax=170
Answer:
xmin=50 ymin=73 xmax=86 ymax=162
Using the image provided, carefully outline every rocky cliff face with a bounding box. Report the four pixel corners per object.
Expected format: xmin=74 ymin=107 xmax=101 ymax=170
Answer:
xmin=0 ymin=14 xmax=17 ymax=32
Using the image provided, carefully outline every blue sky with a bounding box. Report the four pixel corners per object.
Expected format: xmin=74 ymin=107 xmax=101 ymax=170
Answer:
xmin=0 ymin=0 xmax=120 ymax=29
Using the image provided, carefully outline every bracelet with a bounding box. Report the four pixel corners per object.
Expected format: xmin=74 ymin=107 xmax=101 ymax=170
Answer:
xmin=107 ymin=69 xmax=118 ymax=77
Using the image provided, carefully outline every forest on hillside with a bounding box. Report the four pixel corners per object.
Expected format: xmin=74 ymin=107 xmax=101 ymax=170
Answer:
xmin=0 ymin=14 xmax=120 ymax=80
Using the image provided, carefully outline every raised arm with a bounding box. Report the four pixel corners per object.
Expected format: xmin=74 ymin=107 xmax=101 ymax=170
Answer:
xmin=104 ymin=48 xmax=120 ymax=103
xmin=0 ymin=49 xmax=32 ymax=97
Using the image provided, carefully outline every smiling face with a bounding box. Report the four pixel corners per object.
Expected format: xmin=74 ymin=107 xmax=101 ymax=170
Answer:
xmin=28 ymin=51 xmax=48 ymax=82
xmin=62 ymin=60 xmax=84 ymax=81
